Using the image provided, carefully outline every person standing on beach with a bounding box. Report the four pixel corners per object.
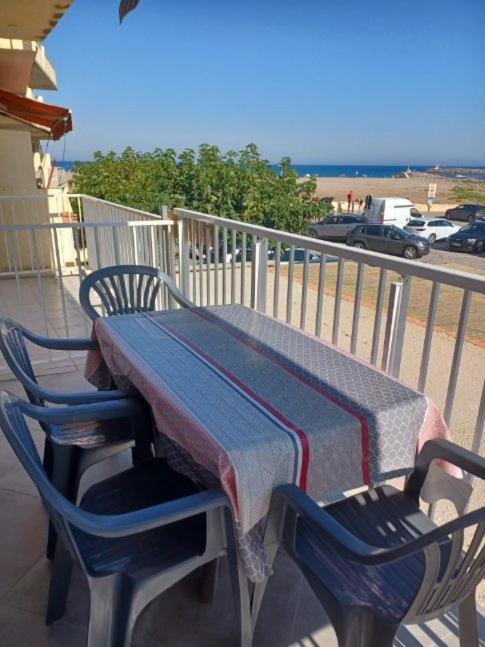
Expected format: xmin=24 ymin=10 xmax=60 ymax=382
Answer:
xmin=347 ymin=191 xmax=353 ymax=211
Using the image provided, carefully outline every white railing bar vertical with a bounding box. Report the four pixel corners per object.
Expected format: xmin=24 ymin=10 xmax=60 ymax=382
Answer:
xmin=418 ymin=281 xmax=441 ymax=392
xmin=388 ymin=276 xmax=412 ymax=378
xmin=273 ymin=241 xmax=281 ymax=319
xmin=251 ymin=238 xmax=260 ymax=311
xmin=370 ymin=268 xmax=387 ymax=366
xmin=444 ymin=289 xmax=472 ymax=424
xmin=381 ymin=281 xmax=401 ymax=372
xmin=30 ymin=228 xmax=51 ymax=363
xmin=198 ymin=222 xmax=204 ymax=306
xmin=257 ymin=238 xmax=268 ymax=313
xmin=11 ymin=231 xmax=26 ymax=327
xmin=332 ymin=258 xmax=345 ymax=346
xmin=240 ymin=232 xmax=247 ymax=306
xmin=300 ymin=249 xmax=310 ymax=330
xmin=350 ymin=262 xmax=365 ymax=355
xmin=222 ymin=227 xmax=227 ymax=305
xmin=213 ymin=224 xmax=219 ymax=306
xmin=286 ymin=245 xmax=295 ymax=324
xmin=51 ymin=227 xmax=70 ymax=338
xmin=205 ymin=226 xmax=211 ymax=305
xmin=315 ymin=253 xmax=327 ymax=338
xmin=112 ymin=228 xmax=121 ymax=265
xmin=466 ymin=380 xmax=485 ymax=490
xmin=190 ymin=220 xmax=197 ymax=304
xmin=231 ymin=229 xmax=236 ymax=304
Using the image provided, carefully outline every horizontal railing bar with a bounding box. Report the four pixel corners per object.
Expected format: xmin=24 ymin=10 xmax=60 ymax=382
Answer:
xmin=0 ymin=220 xmax=175 ymax=232
xmin=174 ymin=208 xmax=485 ymax=294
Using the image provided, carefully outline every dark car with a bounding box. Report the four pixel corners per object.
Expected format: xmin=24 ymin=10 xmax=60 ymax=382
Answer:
xmin=309 ymin=214 xmax=365 ymax=242
xmin=444 ymin=204 xmax=485 ymax=222
xmin=447 ymin=221 xmax=485 ymax=253
xmin=346 ymin=224 xmax=430 ymax=259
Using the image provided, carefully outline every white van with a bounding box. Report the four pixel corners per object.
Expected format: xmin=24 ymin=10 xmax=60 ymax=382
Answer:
xmin=363 ymin=197 xmax=417 ymax=229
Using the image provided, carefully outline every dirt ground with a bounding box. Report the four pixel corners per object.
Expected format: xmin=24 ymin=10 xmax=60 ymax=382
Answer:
xmin=312 ymin=173 xmax=480 ymax=205
xmin=276 ymin=256 xmax=485 ymax=346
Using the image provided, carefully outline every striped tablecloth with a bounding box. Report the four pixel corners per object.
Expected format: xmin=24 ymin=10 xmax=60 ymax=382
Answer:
xmin=86 ymin=305 xmax=449 ymax=581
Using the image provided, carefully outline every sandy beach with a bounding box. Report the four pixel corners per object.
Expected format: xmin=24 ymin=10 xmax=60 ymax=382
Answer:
xmin=312 ymin=172 xmax=482 ymax=206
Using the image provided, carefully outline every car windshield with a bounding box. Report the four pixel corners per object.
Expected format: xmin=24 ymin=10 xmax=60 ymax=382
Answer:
xmin=407 ymin=219 xmax=426 ymax=227
xmin=461 ymin=223 xmax=485 ymax=232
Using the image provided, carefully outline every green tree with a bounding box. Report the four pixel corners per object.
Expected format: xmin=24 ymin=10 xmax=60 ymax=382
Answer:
xmin=72 ymin=144 xmax=330 ymax=234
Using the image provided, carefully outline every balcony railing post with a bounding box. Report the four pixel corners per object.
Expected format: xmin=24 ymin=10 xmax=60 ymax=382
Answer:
xmin=177 ymin=217 xmax=190 ymax=297
xmin=381 ymin=281 xmax=400 ymax=373
xmin=257 ymin=238 xmax=268 ymax=313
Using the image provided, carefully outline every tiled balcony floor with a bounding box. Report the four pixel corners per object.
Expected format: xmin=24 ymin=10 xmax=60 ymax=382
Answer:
xmin=0 ymin=368 xmax=483 ymax=646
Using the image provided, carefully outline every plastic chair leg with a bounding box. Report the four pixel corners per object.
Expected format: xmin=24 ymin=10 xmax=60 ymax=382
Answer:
xmin=45 ymin=540 xmax=74 ymax=625
xmin=198 ymin=558 xmax=219 ymax=604
xmin=458 ymin=590 xmax=478 ymax=647
xmin=87 ymin=575 xmax=136 ymax=647
xmin=226 ymin=551 xmax=252 ymax=647
xmin=42 ymin=437 xmax=53 ymax=480
xmin=334 ymin=606 xmax=397 ymax=647
xmin=46 ymin=446 xmax=80 ymax=559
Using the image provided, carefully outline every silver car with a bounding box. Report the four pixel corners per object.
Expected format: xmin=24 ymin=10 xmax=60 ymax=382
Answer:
xmin=309 ymin=214 xmax=366 ymax=242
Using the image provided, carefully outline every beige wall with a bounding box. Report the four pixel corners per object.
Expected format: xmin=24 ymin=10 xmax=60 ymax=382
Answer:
xmin=0 ymin=129 xmax=38 ymax=195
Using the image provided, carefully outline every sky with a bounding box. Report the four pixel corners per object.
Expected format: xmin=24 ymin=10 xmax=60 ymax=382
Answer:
xmin=44 ymin=0 xmax=485 ymax=165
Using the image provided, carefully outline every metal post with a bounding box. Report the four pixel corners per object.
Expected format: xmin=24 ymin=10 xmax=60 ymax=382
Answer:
xmin=177 ymin=219 xmax=190 ymax=297
xmin=251 ymin=238 xmax=260 ymax=310
xmin=381 ymin=281 xmax=401 ymax=372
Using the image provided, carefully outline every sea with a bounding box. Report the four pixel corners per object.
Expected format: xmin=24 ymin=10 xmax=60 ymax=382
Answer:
xmin=56 ymin=161 xmax=485 ymax=180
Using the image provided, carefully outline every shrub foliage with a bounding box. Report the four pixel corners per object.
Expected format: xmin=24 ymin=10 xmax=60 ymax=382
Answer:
xmin=72 ymin=144 xmax=328 ymax=234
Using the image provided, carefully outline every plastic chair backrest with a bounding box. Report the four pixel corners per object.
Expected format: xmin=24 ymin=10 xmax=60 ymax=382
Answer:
xmin=0 ymin=319 xmax=44 ymax=407
xmin=79 ymin=265 xmax=192 ymax=320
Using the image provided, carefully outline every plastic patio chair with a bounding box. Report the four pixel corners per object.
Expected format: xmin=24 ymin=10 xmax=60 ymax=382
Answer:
xmin=0 ymin=392 xmax=251 ymax=647
xmin=79 ymin=264 xmax=193 ymax=321
xmin=0 ymin=318 xmax=154 ymax=557
xmin=257 ymin=439 xmax=484 ymax=647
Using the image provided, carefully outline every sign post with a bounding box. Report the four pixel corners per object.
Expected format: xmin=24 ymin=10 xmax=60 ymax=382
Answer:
xmin=427 ymin=183 xmax=437 ymax=212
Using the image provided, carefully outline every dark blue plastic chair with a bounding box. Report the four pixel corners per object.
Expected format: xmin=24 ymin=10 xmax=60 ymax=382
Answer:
xmin=257 ymin=440 xmax=484 ymax=647
xmin=0 ymin=318 xmax=154 ymax=558
xmin=0 ymin=392 xmax=252 ymax=647
xmin=79 ymin=265 xmax=193 ymax=321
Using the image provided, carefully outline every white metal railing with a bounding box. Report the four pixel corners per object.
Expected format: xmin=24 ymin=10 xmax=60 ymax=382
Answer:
xmin=0 ymin=195 xmax=483 ymax=464
xmin=174 ymin=207 xmax=485 ymax=459
xmin=0 ymin=196 xmax=176 ymax=377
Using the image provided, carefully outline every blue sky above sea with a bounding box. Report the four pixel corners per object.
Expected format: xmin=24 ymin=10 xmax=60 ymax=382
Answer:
xmin=44 ymin=0 xmax=485 ymax=165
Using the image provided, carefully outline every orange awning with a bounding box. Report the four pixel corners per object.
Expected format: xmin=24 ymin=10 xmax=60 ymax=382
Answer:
xmin=0 ymin=87 xmax=72 ymax=140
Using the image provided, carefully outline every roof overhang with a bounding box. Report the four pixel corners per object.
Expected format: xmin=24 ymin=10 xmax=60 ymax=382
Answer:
xmin=0 ymin=1 xmax=73 ymax=42
xmin=0 ymin=88 xmax=72 ymax=140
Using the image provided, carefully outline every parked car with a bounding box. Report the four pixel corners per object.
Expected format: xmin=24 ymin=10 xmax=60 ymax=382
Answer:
xmin=444 ymin=204 xmax=485 ymax=222
xmin=346 ymin=224 xmax=430 ymax=259
xmin=447 ymin=221 xmax=485 ymax=253
xmin=362 ymin=197 xmax=416 ymax=228
xmin=404 ymin=218 xmax=461 ymax=243
xmin=308 ymin=214 xmax=365 ymax=241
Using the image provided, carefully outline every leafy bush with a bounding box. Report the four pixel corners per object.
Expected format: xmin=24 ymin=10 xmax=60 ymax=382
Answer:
xmin=71 ymin=144 xmax=330 ymax=234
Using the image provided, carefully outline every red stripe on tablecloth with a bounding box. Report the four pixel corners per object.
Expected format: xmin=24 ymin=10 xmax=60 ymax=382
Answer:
xmin=150 ymin=315 xmax=309 ymax=490
xmin=189 ymin=308 xmax=371 ymax=485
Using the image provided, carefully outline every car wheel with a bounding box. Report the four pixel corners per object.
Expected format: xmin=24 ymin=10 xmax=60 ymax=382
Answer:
xmin=309 ymin=229 xmax=318 ymax=238
xmin=353 ymin=241 xmax=366 ymax=249
xmin=475 ymin=241 xmax=484 ymax=254
xmin=468 ymin=215 xmax=476 ymax=223
xmin=428 ymin=233 xmax=436 ymax=244
xmin=403 ymin=245 xmax=418 ymax=259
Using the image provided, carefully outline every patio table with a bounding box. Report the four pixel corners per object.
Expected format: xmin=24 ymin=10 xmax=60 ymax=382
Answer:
xmin=85 ymin=304 xmax=450 ymax=582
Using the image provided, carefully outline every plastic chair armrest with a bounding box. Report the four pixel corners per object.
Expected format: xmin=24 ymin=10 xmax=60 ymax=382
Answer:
xmin=19 ymin=397 xmax=144 ymax=427
xmin=405 ymin=439 xmax=485 ymax=502
xmin=70 ymin=489 xmax=230 ymax=538
xmin=275 ymin=484 xmax=485 ymax=566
